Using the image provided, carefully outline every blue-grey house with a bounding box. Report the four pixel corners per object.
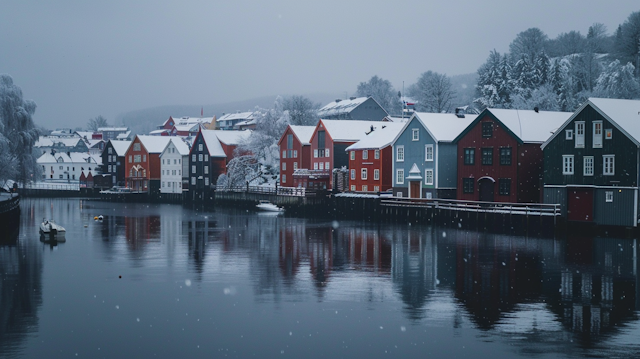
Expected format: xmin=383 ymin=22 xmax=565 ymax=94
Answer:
xmin=391 ymin=112 xmax=477 ymax=199
xmin=317 ymin=96 xmax=388 ymax=122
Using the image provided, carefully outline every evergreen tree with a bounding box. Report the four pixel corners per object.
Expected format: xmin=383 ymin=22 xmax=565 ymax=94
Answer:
xmin=594 ymin=60 xmax=640 ymax=99
xmin=475 ymin=50 xmax=509 ymax=109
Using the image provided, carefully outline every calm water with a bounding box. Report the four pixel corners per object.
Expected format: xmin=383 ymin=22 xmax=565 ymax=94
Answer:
xmin=1 ymin=198 xmax=639 ymax=359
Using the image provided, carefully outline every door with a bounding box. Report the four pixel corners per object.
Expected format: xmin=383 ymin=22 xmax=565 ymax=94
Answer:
xmin=478 ymin=178 xmax=494 ymax=202
xmin=410 ymin=181 xmax=421 ymax=199
xmin=567 ymin=188 xmax=593 ymax=222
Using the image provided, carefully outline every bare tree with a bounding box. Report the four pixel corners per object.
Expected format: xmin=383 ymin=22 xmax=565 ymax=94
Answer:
xmin=356 ymin=75 xmax=402 ymax=115
xmin=281 ymin=95 xmax=319 ymax=126
xmin=410 ymin=71 xmax=456 ymax=113
xmin=87 ymin=115 xmax=109 ymax=131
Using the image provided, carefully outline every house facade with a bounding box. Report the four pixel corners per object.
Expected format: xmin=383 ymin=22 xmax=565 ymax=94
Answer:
xmin=160 ymin=138 xmax=190 ymax=194
xmin=217 ymin=112 xmax=255 ymax=131
xmin=453 ymin=108 xmax=570 ymax=203
xmin=124 ymin=136 xmax=171 ymax=192
xmin=391 ymin=112 xmax=476 ymax=199
xmin=278 ymin=125 xmax=314 ymax=187
xmin=37 ymin=152 xmax=101 ymax=182
xmin=102 ymin=140 xmax=131 ymax=187
xmin=317 ymin=96 xmax=388 ymax=122
xmin=541 ymin=98 xmax=640 ymax=227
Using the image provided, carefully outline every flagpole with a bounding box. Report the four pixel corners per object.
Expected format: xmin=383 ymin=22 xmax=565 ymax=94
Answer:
xmin=402 ymin=81 xmax=405 ymax=121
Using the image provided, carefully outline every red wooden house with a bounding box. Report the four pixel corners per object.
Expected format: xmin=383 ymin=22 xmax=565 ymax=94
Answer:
xmin=453 ymin=108 xmax=570 ymax=203
xmin=345 ymin=123 xmax=404 ymax=193
xmin=125 ymin=135 xmax=171 ymax=192
xmin=277 ymin=125 xmax=315 ymax=187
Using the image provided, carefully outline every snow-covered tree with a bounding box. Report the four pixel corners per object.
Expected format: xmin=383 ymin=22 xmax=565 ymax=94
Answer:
xmin=510 ymin=54 xmax=536 ymax=98
xmin=87 ymin=115 xmax=109 ymax=131
xmin=510 ymin=84 xmax=560 ymax=111
xmin=410 ymin=71 xmax=456 ymax=113
xmin=225 ymin=155 xmax=260 ymax=188
xmin=281 ymin=95 xmax=319 ymax=126
xmin=356 ymin=75 xmax=402 ymax=115
xmin=509 ymin=28 xmax=548 ymax=64
xmin=475 ymin=50 xmax=512 ymax=109
xmin=594 ymin=60 xmax=640 ymax=99
xmin=613 ymin=11 xmax=640 ymax=77
xmin=0 ymin=74 xmax=39 ymax=185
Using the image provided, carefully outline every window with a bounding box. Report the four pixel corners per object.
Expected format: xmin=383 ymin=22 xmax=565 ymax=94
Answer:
xmin=350 ymin=185 xmax=356 ymax=191
xmin=350 ymin=169 xmax=355 ymax=180
xmin=205 ymin=177 xmax=209 ymax=186
xmin=566 ymin=129 xmax=573 ymax=140
xmin=282 ymin=162 xmax=287 ymax=171
xmin=134 ymin=155 xmax=141 ymax=163
xmin=463 ymin=178 xmax=474 ymax=193
xmin=425 ymin=169 xmax=433 ymax=185
xmin=108 ymin=165 xmax=112 ymax=172
xmin=192 ymin=165 xmax=196 ymax=174
xmin=325 ymin=162 xmax=329 ymax=170
xmin=603 ymin=155 xmax=615 ymax=175
xmin=374 ymin=186 xmax=379 ymax=192
xmin=396 ymin=192 xmax=403 ymax=198
xmin=593 ymin=121 xmax=603 ymax=148
xmin=362 ymin=185 xmax=368 ymax=192
xmin=108 ymin=147 xmax=112 ymax=154
xmin=142 ymin=155 xmax=146 ymax=162
xmin=191 ymin=177 xmax=195 ymax=185
xmin=293 ymin=150 xmax=297 ymax=158
xmin=59 ymin=175 xmax=63 ymax=179
xmin=198 ymin=144 xmax=203 ymax=151
xmin=293 ymin=162 xmax=298 ymax=170
xmin=361 ymin=168 xmax=367 ymax=180
xmin=396 ymin=169 xmax=404 ymax=184
xmin=374 ymin=169 xmax=379 ymax=180
xmin=605 ymin=129 xmax=613 ymax=140
xmin=282 ymin=150 xmax=286 ymax=159
xmin=162 ymin=169 xmax=165 ymax=175
xmin=425 ymin=145 xmax=433 ymax=161
xmin=192 ymin=154 xmax=196 ymax=162
xmin=133 ymin=143 xmax=140 ymax=151
xmin=204 ymin=166 xmax=208 ymax=174
xmin=562 ymin=155 xmax=574 ymax=175
xmin=325 ymin=149 xmax=330 ymax=157
xmin=396 ymin=146 xmax=404 ymax=162
xmin=287 ymin=134 xmax=293 ymax=149
xmin=317 ymin=131 xmax=326 ymax=149
xmin=575 ymin=121 xmax=585 ymax=148
xmin=314 ymin=162 xmax=318 ymax=170
xmin=350 ymin=151 xmax=355 ymax=160
xmin=499 ymin=148 xmax=511 ymax=165
xmin=464 ymin=148 xmax=475 ymax=165
xmin=319 ymin=162 xmax=324 ymax=170
xmin=583 ymin=156 xmax=594 ymax=176
xmin=481 ymin=148 xmax=493 ymax=165
xmin=374 ymin=150 xmax=379 ymax=159
xmin=198 ymin=154 xmax=202 ymax=162
xmin=412 ymin=128 xmax=419 ymax=141
xmin=282 ymin=174 xmax=286 ymax=183
xmin=605 ymin=191 xmax=613 ymax=203
xmin=482 ymin=122 xmax=493 ymax=137
xmin=129 ymin=155 xmax=132 ymax=163
xmin=363 ymin=150 xmax=368 ymax=160
xmin=313 ymin=149 xmax=318 ymax=158
xmin=499 ymin=179 xmax=511 ymax=195
xmin=162 ymin=182 xmax=165 ymax=188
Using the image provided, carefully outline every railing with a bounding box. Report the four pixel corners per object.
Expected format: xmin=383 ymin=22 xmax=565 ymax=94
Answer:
xmin=381 ymin=197 xmax=561 ymax=217
xmin=20 ymin=182 xmax=80 ymax=191
xmin=215 ymin=186 xmax=320 ymax=197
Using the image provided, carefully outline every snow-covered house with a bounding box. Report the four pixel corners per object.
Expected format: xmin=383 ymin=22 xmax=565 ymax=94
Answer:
xmin=541 ymin=98 xmax=640 ymax=227
xmin=171 ymin=123 xmax=202 ymax=137
xmin=37 ymin=152 xmax=101 ymax=182
xmin=277 ymin=125 xmax=315 ymax=187
xmin=102 ymin=140 xmax=131 ymax=187
xmin=453 ymin=108 xmax=571 ymax=203
xmin=124 ymin=135 xmax=172 ymax=192
xmin=160 ymin=138 xmax=190 ymax=194
xmin=317 ymin=96 xmax=388 ymax=122
xmin=345 ymin=123 xmax=404 ymax=193
xmin=97 ymin=127 xmax=130 ymax=142
xmin=217 ymin=112 xmax=256 ymax=131
xmin=34 ymin=136 xmax=89 ymax=155
xmin=390 ymin=112 xmax=477 ymax=199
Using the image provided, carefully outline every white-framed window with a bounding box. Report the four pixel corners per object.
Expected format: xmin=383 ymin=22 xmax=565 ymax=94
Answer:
xmin=425 ymin=144 xmax=434 ymax=161
xmin=314 ymin=162 xmax=318 ymax=170
xmin=198 ymin=154 xmax=203 ymax=162
xmin=293 ymin=162 xmax=298 ymax=170
xmin=363 ymin=150 xmax=368 ymax=160
xmin=192 ymin=165 xmax=196 ymax=174
xmin=142 ymin=155 xmax=146 ymax=162
xmin=108 ymin=165 xmax=112 ymax=172
xmin=313 ymin=149 xmax=318 ymax=158
xmin=396 ymin=192 xmax=403 ymax=198
xmin=134 ymin=155 xmax=141 ymax=163
xmin=412 ymin=128 xmax=419 ymax=141
xmin=162 ymin=182 xmax=165 ymax=188
xmin=162 ymin=170 xmax=165 ymax=175
xmin=282 ymin=162 xmax=286 ymax=171
xmin=575 ymin=121 xmax=585 ymax=148
xmin=350 ymin=169 xmax=355 ymax=180
xmin=362 ymin=185 xmax=368 ymax=192
xmin=325 ymin=162 xmax=329 ymax=170
xmin=293 ymin=150 xmax=297 ymax=158
xmin=566 ymin=129 xmax=573 ymax=140
xmin=593 ymin=121 xmax=603 ymax=148
xmin=605 ymin=191 xmax=613 ymax=202
xmin=198 ymin=144 xmax=203 ymax=151
xmin=205 ymin=177 xmax=209 ymax=186
xmin=426 ymin=192 xmax=433 ymax=199
xmin=396 ymin=169 xmax=404 ymax=184
xmin=425 ymin=169 xmax=434 ymax=185
xmin=396 ymin=146 xmax=404 ymax=162
xmin=325 ymin=149 xmax=330 ymax=157
xmin=204 ymin=155 xmax=208 ymax=162
xmin=129 ymin=155 xmax=132 ymax=163
xmin=583 ymin=156 xmax=594 ymax=176
xmin=204 ymin=166 xmax=208 ymax=174
xmin=603 ymin=155 xmax=615 ymax=175
xmin=282 ymin=174 xmax=286 ymax=183
xmin=319 ymin=162 xmax=324 ymax=170
xmin=133 ymin=143 xmax=141 ymax=151
xmin=562 ymin=155 xmax=574 ymax=175
xmin=373 ymin=169 xmax=379 ymax=180
xmin=108 ymin=147 xmax=112 ymax=154
xmin=191 ymin=177 xmax=196 ymax=185
xmin=350 ymin=185 xmax=356 ymax=191
xmin=361 ymin=168 xmax=367 ymax=180
xmin=374 ymin=150 xmax=380 ymax=159
xmin=374 ymin=186 xmax=379 ymax=192
xmin=282 ymin=150 xmax=286 ymax=159
xmin=350 ymin=151 xmax=355 ymax=160
xmin=192 ymin=154 xmax=196 ymax=162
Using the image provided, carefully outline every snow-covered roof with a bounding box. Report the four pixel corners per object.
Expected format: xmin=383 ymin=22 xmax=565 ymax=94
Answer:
xmin=212 ymin=130 xmax=251 ymax=145
xmin=108 ymin=140 xmax=132 ymax=156
xmin=36 ymin=152 xmax=57 ymax=163
xmin=289 ymin=125 xmax=315 ymax=145
xmin=85 ymin=139 xmax=104 ymax=148
xmin=173 ymin=123 xmax=200 ymax=132
xmin=200 ymin=130 xmax=227 ymax=158
xmin=75 ymin=131 xmax=93 ymax=139
xmin=149 ymin=129 xmax=170 ymax=135
xmin=412 ymin=112 xmax=478 ymax=142
xmin=383 ymin=115 xmax=410 ymax=123
xmin=345 ymin=123 xmax=405 ymax=151
xmin=319 ymin=120 xmax=388 ymax=142
xmin=136 ymin=135 xmax=172 ymax=153
xmin=38 ymin=152 xmax=98 ymax=164
xmin=116 ymin=131 xmax=131 ymax=139
xmin=97 ymin=127 xmax=128 ymax=132
xmin=317 ymin=97 xmax=369 ymax=117
xmin=217 ymin=112 xmax=255 ymax=122
xmin=163 ymin=137 xmax=191 ymax=156
xmin=35 ymin=136 xmax=83 ymax=147
xmin=484 ymin=108 xmax=571 ymax=143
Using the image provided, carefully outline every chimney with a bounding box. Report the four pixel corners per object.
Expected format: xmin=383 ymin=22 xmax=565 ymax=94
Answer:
xmin=335 ymin=99 xmax=341 ymax=103
xmin=455 ymin=107 xmax=465 ymax=118
xmin=350 ymin=97 xmax=356 ymax=100
xmin=534 ymin=106 xmax=539 ymax=113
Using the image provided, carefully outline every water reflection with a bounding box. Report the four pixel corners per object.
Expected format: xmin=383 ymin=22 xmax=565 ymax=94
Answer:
xmin=1 ymin=198 xmax=639 ymax=358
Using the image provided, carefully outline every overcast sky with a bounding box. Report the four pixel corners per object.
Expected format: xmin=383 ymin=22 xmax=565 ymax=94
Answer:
xmin=1 ymin=1 xmax=639 ymax=129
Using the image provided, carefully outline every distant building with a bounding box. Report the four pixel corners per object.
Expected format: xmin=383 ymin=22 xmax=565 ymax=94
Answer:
xmin=102 ymin=140 xmax=131 ymax=187
xmin=317 ymin=96 xmax=388 ymax=122
xmin=34 ymin=136 xmax=90 ymax=155
xmin=97 ymin=127 xmax=130 ymax=142
xmin=277 ymin=125 xmax=315 ymax=187
xmin=217 ymin=112 xmax=256 ymax=131
xmin=160 ymin=138 xmax=190 ymax=194
xmin=37 ymin=152 xmax=101 ymax=182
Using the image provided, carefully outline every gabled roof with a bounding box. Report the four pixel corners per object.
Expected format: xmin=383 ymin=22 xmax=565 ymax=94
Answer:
xmin=199 ymin=130 xmax=227 ymax=157
xmin=316 ymin=120 xmax=389 ymax=143
xmin=173 ymin=123 xmax=201 ymax=132
xmin=136 ymin=135 xmax=172 ymax=153
xmin=289 ymin=125 xmax=315 ymax=145
xmin=149 ymin=129 xmax=170 ymax=136
xmin=217 ymin=112 xmax=255 ymax=122
xmin=453 ymin=108 xmax=571 ymax=144
xmin=97 ymin=127 xmax=128 ymax=132
xmin=318 ymin=97 xmax=370 ymax=117
xmin=108 ymin=140 xmax=131 ymax=156
xmin=411 ymin=112 xmax=478 ymax=142
xmin=542 ymin=98 xmax=640 ymax=149
xmin=345 ymin=123 xmax=405 ymax=151
xmin=35 ymin=136 xmax=83 ymax=147
xmin=162 ymin=137 xmax=190 ymax=156
xmin=212 ymin=130 xmax=251 ymax=146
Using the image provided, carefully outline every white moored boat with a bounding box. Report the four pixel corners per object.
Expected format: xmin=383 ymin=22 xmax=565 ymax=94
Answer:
xmin=256 ymin=200 xmax=284 ymax=212
xmin=40 ymin=219 xmax=66 ymax=240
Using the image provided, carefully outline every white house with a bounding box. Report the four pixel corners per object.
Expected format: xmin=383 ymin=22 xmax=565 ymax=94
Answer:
xmin=37 ymin=152 xmax=101 ymax=182
xmin=160 ymin=138 xmax=191 ymax=193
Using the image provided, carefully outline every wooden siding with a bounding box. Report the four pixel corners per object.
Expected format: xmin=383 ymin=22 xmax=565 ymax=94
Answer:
xmin=279 ymin=127 xmax=309 ymax=187
xmin=543 ymin=187 xmax=567 ymax=216
xmin=594 ymin=188 xmax=636 ymax=227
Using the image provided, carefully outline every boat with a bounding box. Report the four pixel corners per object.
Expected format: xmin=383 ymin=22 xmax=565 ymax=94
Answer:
xmin=40 ymin=219 xmax=66 ymax=241
xmin=256 ymin=200 xmax=284 ymax=212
